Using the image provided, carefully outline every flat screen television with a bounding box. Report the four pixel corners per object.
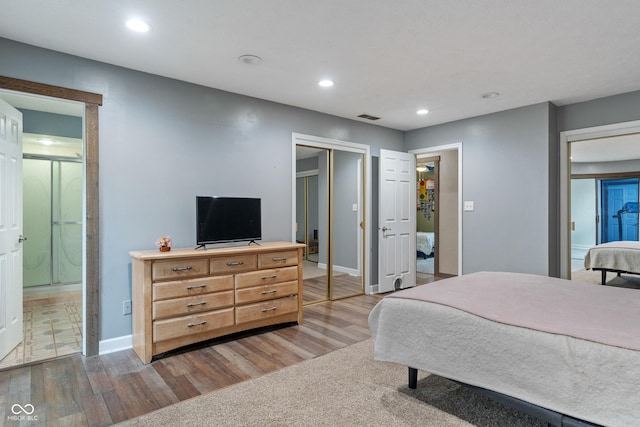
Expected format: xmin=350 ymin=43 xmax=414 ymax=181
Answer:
xmin=196 ymin=196 xmax=262 ymax=247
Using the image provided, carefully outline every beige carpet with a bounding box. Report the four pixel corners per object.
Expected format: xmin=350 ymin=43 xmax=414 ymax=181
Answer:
xmin=571 ymin=268 xmax=640 ymax=289
xmin=118 ymin=340 xmax=545 ymax=427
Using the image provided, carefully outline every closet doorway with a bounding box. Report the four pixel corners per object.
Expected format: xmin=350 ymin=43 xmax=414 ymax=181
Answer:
xmin=293 ymin=134 xmax=368 ymax=304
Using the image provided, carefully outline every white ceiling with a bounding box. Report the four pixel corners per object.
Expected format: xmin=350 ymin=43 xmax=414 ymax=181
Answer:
xmin=2 ymin=1 xmax=640 ymax=132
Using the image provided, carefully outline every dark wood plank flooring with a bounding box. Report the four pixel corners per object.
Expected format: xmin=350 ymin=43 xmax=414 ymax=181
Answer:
xmin=1 ymin=293 xmax=391 ymax=426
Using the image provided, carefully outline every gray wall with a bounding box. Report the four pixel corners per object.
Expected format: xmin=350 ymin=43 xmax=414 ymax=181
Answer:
xmin=572 ymin=159 xmax=640 ymax=175
xmin=20 ymin=109 xmax=82 ymax=138
xmin=405 ymin=103 xmax=555 ymax=276
xmin=333 ymin=150 xmax=361 ymax=271
xmin=1 ymin=37 xmax=404 ymax=341
xmin=558 ymin=90 xmax=640 ymax=132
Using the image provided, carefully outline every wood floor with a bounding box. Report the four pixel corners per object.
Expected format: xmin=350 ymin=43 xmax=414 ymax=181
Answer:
xmin=303 ymin=273 xmax=364 ymax=303
xmin=0 ymin=293 xmax=388 ymax=426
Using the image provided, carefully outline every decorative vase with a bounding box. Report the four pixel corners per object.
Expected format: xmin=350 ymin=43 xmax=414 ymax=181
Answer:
xmin=159 ymin=246 xmax=171 ymax=252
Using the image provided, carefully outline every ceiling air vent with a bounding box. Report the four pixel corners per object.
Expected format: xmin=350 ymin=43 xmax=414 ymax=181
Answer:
xmin=358 ymin=114 xmax=381 ymax=121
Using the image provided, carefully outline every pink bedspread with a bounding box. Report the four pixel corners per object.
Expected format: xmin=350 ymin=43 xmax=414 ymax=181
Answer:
xmin=390 ymin=271 xmax=640 ymax=351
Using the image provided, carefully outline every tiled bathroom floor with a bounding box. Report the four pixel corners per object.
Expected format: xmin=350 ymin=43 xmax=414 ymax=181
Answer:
xmin=0 ymin=299 xmax=82 ymax=369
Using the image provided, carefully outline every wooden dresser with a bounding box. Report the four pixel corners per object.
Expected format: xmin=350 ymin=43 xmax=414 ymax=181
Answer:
xmin=129 ymin=241 xmax=304 ymax=363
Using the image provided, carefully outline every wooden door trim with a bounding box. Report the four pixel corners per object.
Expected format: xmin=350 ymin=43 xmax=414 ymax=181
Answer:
xmin=0 ymin=75 xmax=101 ymax=356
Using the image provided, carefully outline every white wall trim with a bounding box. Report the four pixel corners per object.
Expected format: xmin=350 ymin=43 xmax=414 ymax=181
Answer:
xmin=292 ymin=133 xmax=372 ymax=294
xmin=560 ymin=119 xmax=640 ymax=279
xmin=317 ymin=262 xmax=360 ymax=276
xmin=296 ymin=169 xmax=319 ymax=178
xmin=409 ymin=142 xmax=463 ymax=276
xmin=99 ymin=334 xmax=132 ymax=355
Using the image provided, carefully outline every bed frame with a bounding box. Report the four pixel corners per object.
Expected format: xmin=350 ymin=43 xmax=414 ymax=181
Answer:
xmin=369 ymin=271 xmax=640 ymax=427
xmin=584 ymin=240 xmax=640 ymax=285
xmin=592 ymin=267 xmax=639 ymax=285
xmin=407 ymin=368 xmax=600 ymax=427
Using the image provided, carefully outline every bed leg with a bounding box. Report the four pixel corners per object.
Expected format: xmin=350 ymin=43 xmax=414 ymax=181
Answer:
xmin=408 ymin=367 xmax=417 ymax=389
xmin=601 ymin=270 xmax=606 ymax=285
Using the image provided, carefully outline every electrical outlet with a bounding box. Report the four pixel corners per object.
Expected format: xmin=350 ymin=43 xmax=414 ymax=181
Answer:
xmin=123 ymin=300 xmax=132 ymax=315
xmin=464 ymin=201 xmax=475 ymax=211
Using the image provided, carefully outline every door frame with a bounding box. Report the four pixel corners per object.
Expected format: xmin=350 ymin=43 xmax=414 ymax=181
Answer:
xmin=0 ymin=76 xmax=102 ymax=356
xmin=291 ymin=133 xmax=371 ymax=294
xmin=409 ymin=143 xmax=463 ymax=276
xmin=560 ymin=119 xmax=640 ymax=279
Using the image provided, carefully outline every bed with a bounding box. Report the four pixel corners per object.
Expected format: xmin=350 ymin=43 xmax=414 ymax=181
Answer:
xmin=584 ymin=240 xmax=640 ymax=285
xmin=416 ymin=231 xmax=434 ymax=258
xmin=368 ymin=271 xmax=640 ymax=426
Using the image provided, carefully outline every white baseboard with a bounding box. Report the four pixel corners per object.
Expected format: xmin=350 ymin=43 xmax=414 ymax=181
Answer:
xmin=571 ymin=244 xmax=592 ymax=259
xmin=317 ymin=262 xmax=360 ymax=276
xmin=99 ymin=334 xmax=132 ymax=355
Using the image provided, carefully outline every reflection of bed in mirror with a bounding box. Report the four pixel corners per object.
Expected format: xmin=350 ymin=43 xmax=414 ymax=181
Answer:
xmin=416 ymin=231 xmax=434 ymax=258
xmin=584 ymin=240 xmax=640 ymax=285
xmin=369 ymin=272 xmax=640 ymax=426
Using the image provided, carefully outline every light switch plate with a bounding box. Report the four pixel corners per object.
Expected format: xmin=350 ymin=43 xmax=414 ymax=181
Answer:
xmin=464 ymin=201 xmax=474 ymax=211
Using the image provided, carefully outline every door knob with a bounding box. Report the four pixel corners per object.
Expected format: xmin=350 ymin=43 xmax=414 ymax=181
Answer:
xmin=18 ymin=235 xmax=27 ymax=243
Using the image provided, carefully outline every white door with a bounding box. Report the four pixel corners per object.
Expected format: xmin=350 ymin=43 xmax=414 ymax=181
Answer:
xmin=0 ymin=98 xmax=23 ymax=361
xmin=378 ymin=149 xmax=416 ymax=293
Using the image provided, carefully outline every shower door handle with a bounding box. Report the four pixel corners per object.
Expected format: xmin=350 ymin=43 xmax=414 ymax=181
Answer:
xmin=18 ymin=235 xmax=28 ymax=243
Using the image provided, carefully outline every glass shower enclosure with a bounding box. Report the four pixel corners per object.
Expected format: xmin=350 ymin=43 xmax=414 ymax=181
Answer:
xmin=23 ymin=157 xmax=83 ymax=287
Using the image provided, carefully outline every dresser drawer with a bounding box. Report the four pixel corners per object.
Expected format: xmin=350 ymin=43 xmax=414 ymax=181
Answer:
xmin=258 ymin=251 xmax=298 ymax=269
xmin=235 ymin=266 xmax=298 ymax=289
xmin=210 ymin=254 xmax=257 ymax=274
xmin=153 ymin=308 xmax=234 ymax=342
xmin=153 ymin=290 xmax=234 ymax=320
xmin=235 ymin=280 xmax=298 ymax=305
xmin=152 ymin=258 xmax=208 ymax=281
xmin=236 ymin=295 xmax=298 ymax=324
xmin=153 ymin=275 xmax=233 ymax=301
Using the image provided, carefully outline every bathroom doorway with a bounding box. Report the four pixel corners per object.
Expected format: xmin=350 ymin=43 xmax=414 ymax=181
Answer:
xmin=0 ymin=94 xmax=85 ymax=368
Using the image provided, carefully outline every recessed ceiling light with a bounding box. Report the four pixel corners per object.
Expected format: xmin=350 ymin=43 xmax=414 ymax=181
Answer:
xmin=238 ymin=55 xmax=263 ymax=65
xmin=126 ymin=19 xmax=152 ymax=33
xmin=481 ymin=92 xmax=500 ymax=99
xmin=416 ymin=109 xmax=429 ymax=115
xmin=318 ymin=79 xmax=334 ymax=88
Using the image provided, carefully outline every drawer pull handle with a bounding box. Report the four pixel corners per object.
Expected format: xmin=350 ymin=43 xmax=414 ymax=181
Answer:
xmin=261 ymin=289 xmax=278 ymax=295
xmin=261 ymin=306 xmax=277 ymax=312
xmin=187 ymin=320 xmax=207 ymax=327
xmin=186 ymin=284 xmax=207 ymax=290
xmin=227 ymin=261 xmax=244 ymax=266
xmin=172 ymin=266 xmax=193 ymax=272
xmin=272 ymin=257 xmax=287 ymax=261
xmin=187 ymin=301 xmax=207 ymax=307
xmin=262 ymin=275 xmax=277 ymax=280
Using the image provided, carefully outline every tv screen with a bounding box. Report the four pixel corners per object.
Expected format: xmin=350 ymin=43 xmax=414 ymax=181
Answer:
xmin=196 ymin=196 xmax=262 ymax=245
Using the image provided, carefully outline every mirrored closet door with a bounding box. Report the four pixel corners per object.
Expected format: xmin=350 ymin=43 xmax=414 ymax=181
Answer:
xmin=295 ymin=145 xmax=365 ymax=304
